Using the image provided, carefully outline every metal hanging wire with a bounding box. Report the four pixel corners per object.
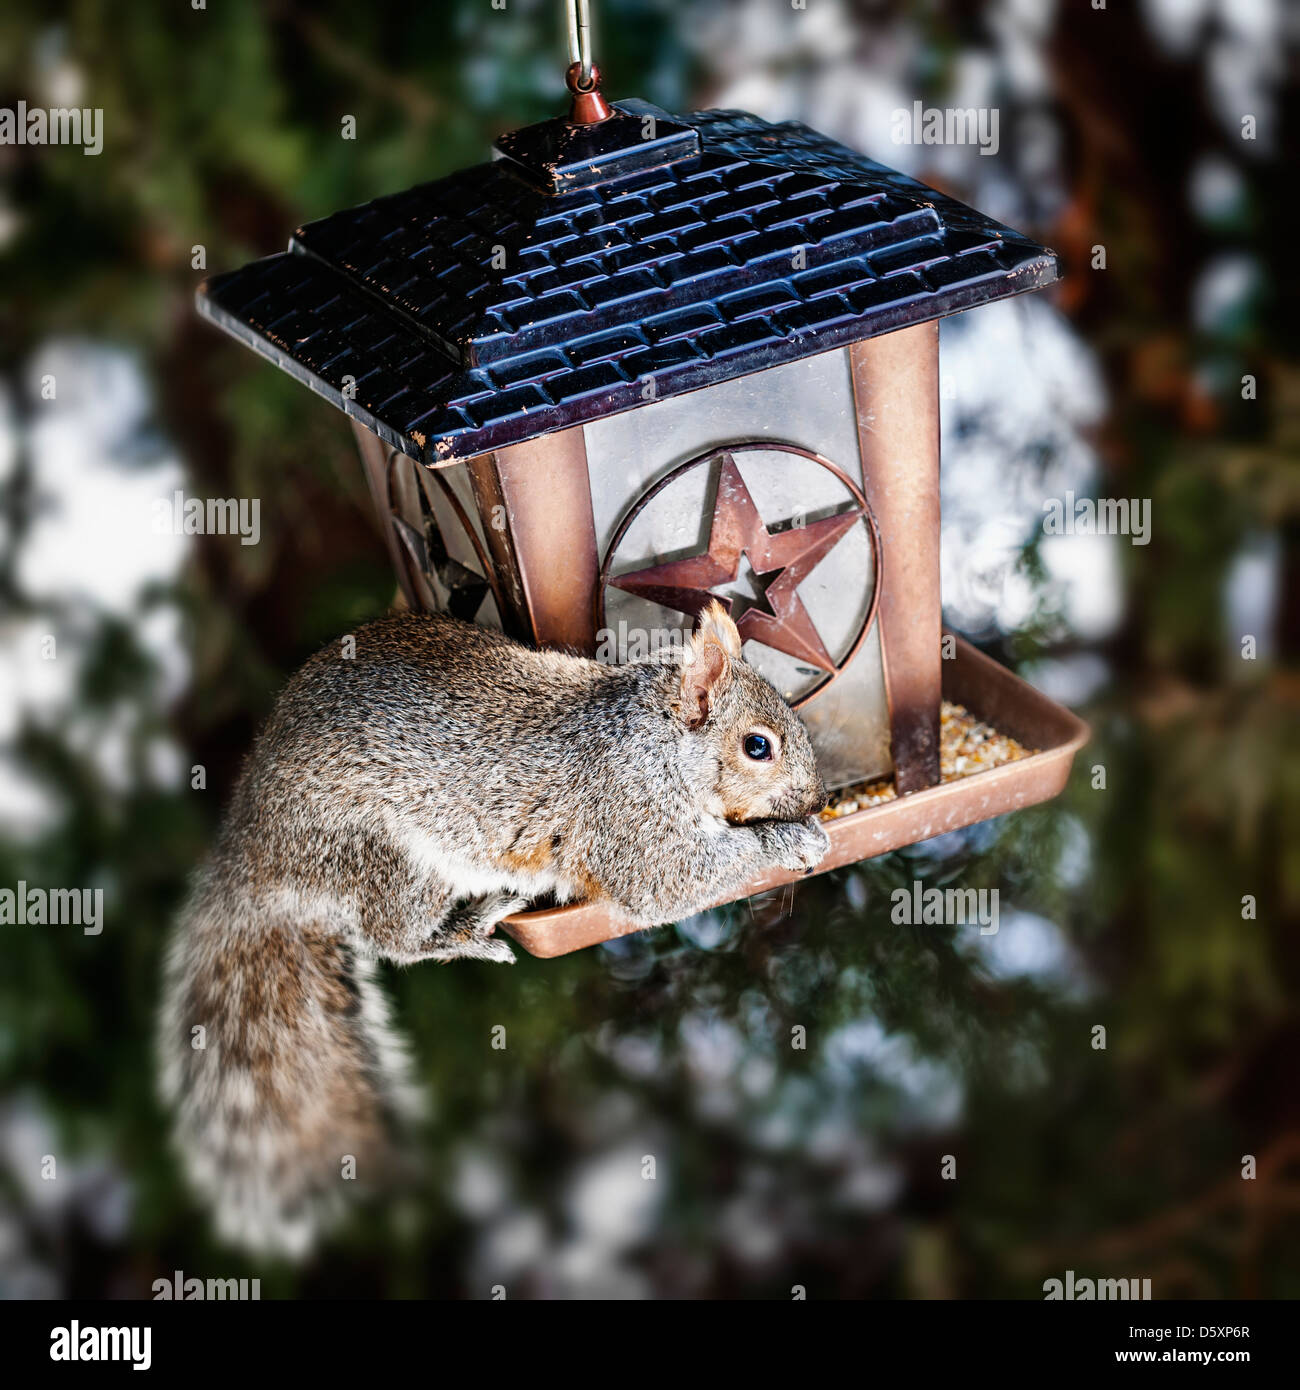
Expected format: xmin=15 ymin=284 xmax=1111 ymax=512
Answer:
xmin=565 ymin=0 xmax=594 ymax=90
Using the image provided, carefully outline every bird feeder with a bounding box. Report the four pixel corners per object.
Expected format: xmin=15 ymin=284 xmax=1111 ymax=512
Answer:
xmin=197 ymin=64 xmax=1087 ymax=958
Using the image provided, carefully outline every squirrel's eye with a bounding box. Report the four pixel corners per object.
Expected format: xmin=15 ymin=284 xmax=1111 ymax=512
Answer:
xmin=744 ymin=733 xmax=773 ymax=761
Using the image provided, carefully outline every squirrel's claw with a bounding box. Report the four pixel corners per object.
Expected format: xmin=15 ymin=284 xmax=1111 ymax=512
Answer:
xmin=456 ymin=934 xmax=518 ymax=965
xmin=425 ymin=930 xmax=517 ymax=965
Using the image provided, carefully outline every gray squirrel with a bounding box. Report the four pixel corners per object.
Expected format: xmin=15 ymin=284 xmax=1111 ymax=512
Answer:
xmin=158 ymin=599 xmax=829 ymax=1255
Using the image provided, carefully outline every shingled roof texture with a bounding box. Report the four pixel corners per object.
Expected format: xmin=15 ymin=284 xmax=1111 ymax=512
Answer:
xmin=199 ymin=106 xmax=1059 ymax=465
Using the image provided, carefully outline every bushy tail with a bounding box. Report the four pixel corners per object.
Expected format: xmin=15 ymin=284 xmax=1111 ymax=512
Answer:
xmin=157 ymin=883 xmax=419 ymax=1259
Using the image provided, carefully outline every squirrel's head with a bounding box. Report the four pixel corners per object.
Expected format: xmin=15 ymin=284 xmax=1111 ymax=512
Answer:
xmin=669 ymin=600 xmax=827 ymax=824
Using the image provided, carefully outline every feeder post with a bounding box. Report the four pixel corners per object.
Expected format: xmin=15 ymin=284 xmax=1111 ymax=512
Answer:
xmin=466 ymin=426 xmax=601 ymax=655
xmin=849 ymin=322 xmax=942 ymax=793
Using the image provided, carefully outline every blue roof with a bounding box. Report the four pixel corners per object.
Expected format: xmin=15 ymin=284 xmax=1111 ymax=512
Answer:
xmin=198 ymin=100 xmax=1059 ymax=465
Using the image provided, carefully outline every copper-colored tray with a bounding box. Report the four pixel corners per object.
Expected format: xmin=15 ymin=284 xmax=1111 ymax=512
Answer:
xmin=499 ymin=636 xmax=1089 ymax=958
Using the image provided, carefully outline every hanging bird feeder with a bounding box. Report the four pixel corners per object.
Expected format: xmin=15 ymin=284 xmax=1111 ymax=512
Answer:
xmin=197 ymin=3 xmax=1087 ymax=957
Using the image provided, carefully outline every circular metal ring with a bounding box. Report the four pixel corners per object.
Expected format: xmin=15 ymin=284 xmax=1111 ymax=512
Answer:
xmin=594 ymin=440 xmax=883 ymax=709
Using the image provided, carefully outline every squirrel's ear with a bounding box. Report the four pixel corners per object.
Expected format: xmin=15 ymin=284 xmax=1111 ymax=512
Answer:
xmin=676 ymin=602 xmax=737 ymax=729
xmin=677 ymin=641 xmax=730 ymax=729
xmin=695 ymin=600 xmax=742 ymax=660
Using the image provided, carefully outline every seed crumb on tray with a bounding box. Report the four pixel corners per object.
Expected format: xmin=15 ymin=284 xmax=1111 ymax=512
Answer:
xmin=820 ymin=701 xmax=1037 ymax=819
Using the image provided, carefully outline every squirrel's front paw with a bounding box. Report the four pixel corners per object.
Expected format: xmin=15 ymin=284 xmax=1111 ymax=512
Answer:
xmin=759 ymin=817 xmax=831 ymax=875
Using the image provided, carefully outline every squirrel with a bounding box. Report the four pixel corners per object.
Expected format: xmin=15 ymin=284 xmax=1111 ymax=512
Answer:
xmin=158 ymin=599 xmax=829 ymax=1256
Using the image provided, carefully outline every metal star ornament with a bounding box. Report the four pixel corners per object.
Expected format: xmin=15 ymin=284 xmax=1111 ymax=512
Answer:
xmin=609 ymin=452 xmax=861 ymax=672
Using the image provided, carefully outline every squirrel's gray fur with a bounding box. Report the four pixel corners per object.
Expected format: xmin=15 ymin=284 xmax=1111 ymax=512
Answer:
xmin=158 ymin=601 xmax=828 ymax=1256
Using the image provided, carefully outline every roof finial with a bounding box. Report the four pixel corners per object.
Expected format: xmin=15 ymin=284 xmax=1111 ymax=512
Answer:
xmin=564 ymin=0 xmax=612 ymax=124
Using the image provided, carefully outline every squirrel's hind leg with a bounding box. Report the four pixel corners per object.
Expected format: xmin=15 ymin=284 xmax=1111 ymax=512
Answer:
xmin=353 ymin=846 xmax=518 ymax=966
xmin=421 ymin=893 xmax=522 ymax=965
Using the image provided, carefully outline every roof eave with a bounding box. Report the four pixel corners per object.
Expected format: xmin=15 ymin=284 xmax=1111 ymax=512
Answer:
xmin=199 ymin=248 xmax=1060 ymax=467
